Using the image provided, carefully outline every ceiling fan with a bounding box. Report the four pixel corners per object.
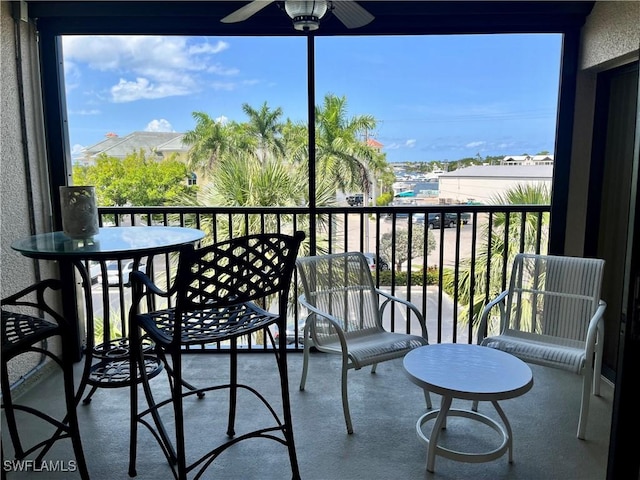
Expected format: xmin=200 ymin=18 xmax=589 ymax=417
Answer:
xmin=221 ymin=0 xmax=375 ymax=32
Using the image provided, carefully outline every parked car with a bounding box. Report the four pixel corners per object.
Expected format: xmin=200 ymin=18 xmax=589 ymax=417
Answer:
xmin=386 ymin=199 xmax=416 ymax=219
xmin=362 ymin=252 xmax=390 ymax=271
xmin=346 ymin=193 xmax=364 ymax=206
xmin=412 ymin=213 xmax=426 ymax=224
xmin=88 ymin=261 xmax=101 ymax=284
xmin=273 ymin=322 xmax=306 ymax=345
xmin=104 ymin=260 xmax=146 ymax=286
xmin=414 ymin=213 xmax=458 ymax=229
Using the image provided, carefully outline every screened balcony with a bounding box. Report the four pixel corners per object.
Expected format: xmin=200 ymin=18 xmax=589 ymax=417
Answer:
xmin=2 ymin=0 xmax=639 ymax=477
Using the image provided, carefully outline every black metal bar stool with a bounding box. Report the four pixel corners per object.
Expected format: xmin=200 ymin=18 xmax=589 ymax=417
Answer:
xmin=128 ymin=232 xmax=304 ymax=480
xmin=1 ymin=279 xmax=90 ymax=479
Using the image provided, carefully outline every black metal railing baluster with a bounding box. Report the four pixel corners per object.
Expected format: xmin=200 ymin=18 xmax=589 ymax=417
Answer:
xmin=96 ymin=204 xmax=549 ymax=351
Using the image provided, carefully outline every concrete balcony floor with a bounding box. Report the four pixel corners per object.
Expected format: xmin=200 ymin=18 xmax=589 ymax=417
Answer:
xmin=2 ymin=350 xmax=613 ymax=480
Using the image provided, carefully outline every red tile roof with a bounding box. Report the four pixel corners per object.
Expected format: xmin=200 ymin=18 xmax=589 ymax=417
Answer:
xmin=366 ymin=138 xmax=383 ymax=149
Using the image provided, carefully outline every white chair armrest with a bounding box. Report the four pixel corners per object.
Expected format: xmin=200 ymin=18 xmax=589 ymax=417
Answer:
xmin=376 ymin=288 xmax=428 ymax=341
xmin=476 ymin=289 xmax=509 ymax=344
xmin=585 ymin=300 xmax=607 ymax=358
xmin=298 ymin=294 xmax=350 ymax=354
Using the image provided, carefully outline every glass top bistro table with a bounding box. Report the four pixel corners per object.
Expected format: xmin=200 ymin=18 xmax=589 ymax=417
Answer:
xmin=403 ymin=344 xmax=533 ymax=473
xmin=11 ymin=226 xmax=205 ymax=403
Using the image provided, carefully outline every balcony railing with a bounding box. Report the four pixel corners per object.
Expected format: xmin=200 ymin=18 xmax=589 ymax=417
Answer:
xmin=93 ymin=204 xmax=549 ymax=351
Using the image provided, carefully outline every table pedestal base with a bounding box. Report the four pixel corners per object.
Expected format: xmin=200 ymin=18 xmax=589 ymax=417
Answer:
xmin=416 ymin=396 xmax=514 ymax=472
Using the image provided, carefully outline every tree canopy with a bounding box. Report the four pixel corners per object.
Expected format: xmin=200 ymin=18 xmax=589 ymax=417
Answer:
xmin=380 ymin=226 xmax=435 ymax=272
xmin=181 ymin=93 xmax=387 ymax=208
xmin=72 ymin=150 xmax=194 ymax=206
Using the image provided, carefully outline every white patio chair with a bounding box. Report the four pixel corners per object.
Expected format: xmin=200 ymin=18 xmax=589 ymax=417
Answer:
xmin=477 ymin=253 xmax=607 ymax=439
xmin=296 ymin=252 xmax=431 ymax=434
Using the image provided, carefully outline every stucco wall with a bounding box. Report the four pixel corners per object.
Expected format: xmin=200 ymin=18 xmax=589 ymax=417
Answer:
xmin=1 ymin=2 xmax=57 ymax=293
xmin=580 ymin=1 xmax=640 ymax=72
xmin=1 ymin=2 xmax=61 ymax=385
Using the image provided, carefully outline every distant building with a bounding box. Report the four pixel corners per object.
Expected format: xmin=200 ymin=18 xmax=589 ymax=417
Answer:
xmin=438 ymin=165 xmax=553 ymax=204
xmin=366 ymin=138 xmax=384 ymax=151
xmin=501 ymin=154 xmax=554 ymax=166
xmin=78 ymin=131 xmax=189 ymax=165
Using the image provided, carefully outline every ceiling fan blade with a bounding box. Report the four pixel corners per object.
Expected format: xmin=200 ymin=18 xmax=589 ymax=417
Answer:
xmin=220 ymin=0 xmax=275 ymax=23
xmin=331 ymin=1 xmax=375 ymax=29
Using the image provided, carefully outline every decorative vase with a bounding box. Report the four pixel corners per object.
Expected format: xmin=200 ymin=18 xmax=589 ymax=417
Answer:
xmin=60 ymin=186 xmax=99 ymax=239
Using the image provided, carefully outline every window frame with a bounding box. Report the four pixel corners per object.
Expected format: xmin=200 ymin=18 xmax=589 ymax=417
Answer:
xmin=32 ymin=0 xmax=591 ymax=254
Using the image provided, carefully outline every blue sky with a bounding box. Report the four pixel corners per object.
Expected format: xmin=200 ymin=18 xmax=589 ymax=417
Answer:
xmin=63 ymin=33 xmax=562 ymax=163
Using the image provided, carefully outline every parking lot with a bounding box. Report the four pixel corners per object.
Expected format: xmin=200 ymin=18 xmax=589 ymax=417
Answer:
xmin=346 ymin=213 xmax=477 ymax=270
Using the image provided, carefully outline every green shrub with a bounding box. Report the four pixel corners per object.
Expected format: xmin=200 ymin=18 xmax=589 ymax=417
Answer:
xmin=376 ymin=192 xmax=394 ymax=206
xmin=378 ymin=266 xmax=439 ymax=286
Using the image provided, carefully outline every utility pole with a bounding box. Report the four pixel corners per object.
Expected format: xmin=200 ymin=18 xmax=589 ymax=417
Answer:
xmin=362 ymin=128 xmax=372 ymax=251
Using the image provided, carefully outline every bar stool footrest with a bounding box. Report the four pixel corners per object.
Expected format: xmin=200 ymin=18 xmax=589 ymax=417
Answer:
xmin=88 ymin=355 xmax=162 ymax=388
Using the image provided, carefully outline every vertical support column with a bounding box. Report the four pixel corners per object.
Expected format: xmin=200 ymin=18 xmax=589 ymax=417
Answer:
xmin=38 ymin=26 xmax=84 ymax=361
xmin=549 ymin=28 xmax=581 ymax=255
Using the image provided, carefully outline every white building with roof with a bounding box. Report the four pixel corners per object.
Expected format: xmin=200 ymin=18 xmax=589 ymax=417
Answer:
xmin=78 ymin=131 xmax=189 ymax=165
xmin=501 ymin=154 xmax=554 ymax=166
xmin=438 ymin=165 xmax=553 ymax=204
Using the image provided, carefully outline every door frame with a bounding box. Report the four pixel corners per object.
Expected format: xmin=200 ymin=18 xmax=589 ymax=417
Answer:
xmin=601 ymin=61 xmax=640 ymax=479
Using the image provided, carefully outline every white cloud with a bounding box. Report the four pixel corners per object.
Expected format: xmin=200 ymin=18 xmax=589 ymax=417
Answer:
xmin=68 ymin=109 xmax=101 ymax=115
xmin=70 ymin=144 xmax=85 ymax=158
xmin=62 ymin=36 xmax=238 ymax=103
xmin=63 ymin=61 xmax=81 ymax=92
xmin=466 ymin=141 xmax=486 ymax=148
xmin=189 ymin=41 xmax=229 ymax=55
xmin=385 ymin=139 xmax=415 ymax=150
xmin=215 ymin=115 xmax=229 ymax=124
xmin=211 ymin=81 xmax=237 ymax=91
xmin=207 ymin=64 xmax=240 ymax=76
xmin=145 ymin=119 xmax=174 ymax=132
xmin=111 ymin=77 xmax=192 ymax=103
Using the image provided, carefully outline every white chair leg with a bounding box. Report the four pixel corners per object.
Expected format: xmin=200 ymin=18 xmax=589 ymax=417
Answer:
xmin=593 ymin=357 xmax=602 ymax=397
xmin=341 ymin=360 xmax=353 ymax=434
xmin=299 ymin=344 xmax=310 ymax=391
xmin=577 ymin=371 xmax=593 ymax=440
xmin=593 ymin=345 xmax=603 ymax=397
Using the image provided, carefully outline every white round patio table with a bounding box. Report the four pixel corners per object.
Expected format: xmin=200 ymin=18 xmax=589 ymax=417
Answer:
xmin=403 ymin=344 xmax=533 ymax=473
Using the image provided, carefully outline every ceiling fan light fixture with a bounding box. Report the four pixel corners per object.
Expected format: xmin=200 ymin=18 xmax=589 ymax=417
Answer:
xmin=284 ymin=0 xmax=329 ymax=31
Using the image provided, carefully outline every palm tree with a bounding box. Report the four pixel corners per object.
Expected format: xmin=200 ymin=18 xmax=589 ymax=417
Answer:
xmin=491 ymin=183 xmax=551 ymax=249
xmin=182 ymin=112 xmax=240 ymax=178
xmin=176 ymin=150 xmax=318 ymax=251
xmin=442 ymin=183 xmax=551 ymax=331
xmin=212 ymin=153 xmax=304 ymax=208
xmin=178 ymin=97 xmax=389 ymax=255
xmin=315 ymin=94 xmax=387 ymax=201
xmin=241 ymin=102 xmax=286 ymax=164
